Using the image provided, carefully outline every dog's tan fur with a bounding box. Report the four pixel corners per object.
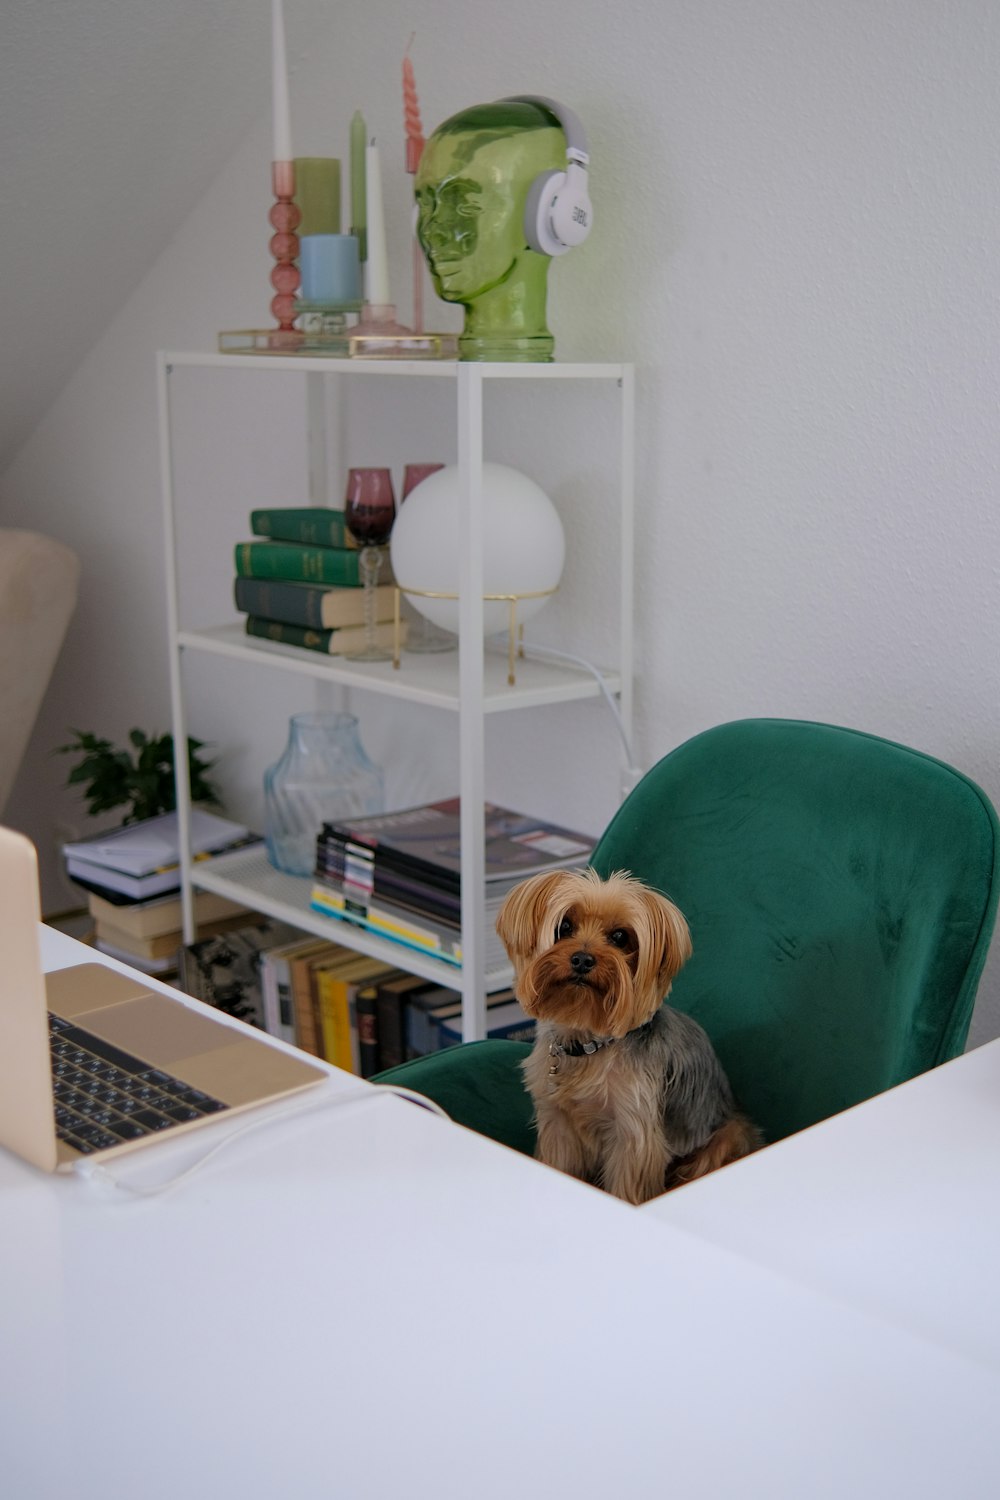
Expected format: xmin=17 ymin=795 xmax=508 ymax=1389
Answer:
xmin=497 ymin=868 xmax=761 ymax=1204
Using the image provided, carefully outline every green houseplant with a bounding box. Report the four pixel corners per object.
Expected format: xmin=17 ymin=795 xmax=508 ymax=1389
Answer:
xmin=57 ymin=728 xmax=220 ymax=824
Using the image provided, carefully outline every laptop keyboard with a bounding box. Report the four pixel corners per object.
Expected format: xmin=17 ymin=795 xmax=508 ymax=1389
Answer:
xmin=48 ymin=1012 xmax=229 ymax=1155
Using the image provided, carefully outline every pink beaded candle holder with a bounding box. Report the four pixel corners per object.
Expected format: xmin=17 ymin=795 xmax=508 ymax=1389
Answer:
xmin=216 ymin=149 xmax=457 ymax=358
xmin=269 ymin=160 xmax=301 ymax=338
xmin=403 ymin=47 xmax=426 ymax=333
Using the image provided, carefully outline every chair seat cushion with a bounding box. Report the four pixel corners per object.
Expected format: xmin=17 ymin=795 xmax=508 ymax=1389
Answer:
xmin=373 ymin=1040 xmax=535 ymax=1155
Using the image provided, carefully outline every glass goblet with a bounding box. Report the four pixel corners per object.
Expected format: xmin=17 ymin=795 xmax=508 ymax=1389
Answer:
xmin=344 ymin=467 xmax=395 ymax=662
xmin=399 ymin=463 xmax=456 ymax=655
xmin=402 ymin=463 xmax=446 ymax=497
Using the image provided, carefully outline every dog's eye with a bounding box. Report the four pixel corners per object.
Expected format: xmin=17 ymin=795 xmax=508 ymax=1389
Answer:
xmin=609 ymin=928 xmax=630 ymax=949
xmin=556 ymin=917 xmax=574 ymax=940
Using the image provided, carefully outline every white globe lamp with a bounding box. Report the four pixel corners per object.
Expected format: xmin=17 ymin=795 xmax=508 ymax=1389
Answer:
xmin=389 ymin=463 xmax=565 ymax=638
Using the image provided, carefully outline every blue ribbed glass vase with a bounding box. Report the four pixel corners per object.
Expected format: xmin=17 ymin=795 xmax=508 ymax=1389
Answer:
xmin=263 ymin=711 xmax=384 ymax=877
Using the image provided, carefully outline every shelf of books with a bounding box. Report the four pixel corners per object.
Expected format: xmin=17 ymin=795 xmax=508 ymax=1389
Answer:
xmin=178 ymin=623 xmax=621 ymax=713
xmin=61 ymin=809 xmax=542 ymax=1075
xmin=189 ymin=841 xmax=515 ymax=992
xmin=159 ymin=352 xmax=634 ymax=1043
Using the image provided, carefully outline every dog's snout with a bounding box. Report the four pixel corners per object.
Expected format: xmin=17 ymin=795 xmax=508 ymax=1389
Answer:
xmin=570 ymin=949 xmax=596 ymax=975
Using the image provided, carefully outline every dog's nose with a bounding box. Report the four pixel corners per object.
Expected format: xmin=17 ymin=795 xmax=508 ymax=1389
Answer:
xmin=570 ymin=950 xmax=595 ymax=975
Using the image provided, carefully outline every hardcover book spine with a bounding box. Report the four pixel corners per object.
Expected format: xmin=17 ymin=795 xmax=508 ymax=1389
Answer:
xmin=245 ymin=617 xmax=399 ymax=655
xmin=354 ymin=982 xmax=381 ymax=1077
xmin=271 ymin=950 xmax=297 ymax=1043
xmin=234 ymin=541 xmax=362 ymax=587
xmin=316 ymin=969 xmax=353 ymax=1070
xmin=234 ymin=577 xmax=330 ymax=629
xmin=375 ymin=976 xmax=434 ymax=1071
xmin=288 ymin=944 xmax=332 ymax=1056
xmin=346 ymin=980 xmax=364 ymax=1075
xmin=405 ymin=987 xmax=460 ymax=1060
xmin=250 ymin=508 xmax=350 ymax=548
xmin=260 ymin=949 xmax=281 ymax=1038
xmin=87 ymin=889 xmax=249 ymax=940
xmin=245 ymin=617 xmax=337 ymax=654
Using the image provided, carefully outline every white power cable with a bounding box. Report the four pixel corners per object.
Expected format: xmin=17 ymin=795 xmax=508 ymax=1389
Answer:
xmin=511 ymin=639 xmax=641 ymax=789
xmin=72 ymin=1082 xmax=452 ymax=1199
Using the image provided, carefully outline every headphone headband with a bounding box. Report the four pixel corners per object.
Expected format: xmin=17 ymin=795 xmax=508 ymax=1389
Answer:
xmin=495 ymin=94 xmax=594 ymax=258
xmin=500 ymin=94 xmax=590 ymax=165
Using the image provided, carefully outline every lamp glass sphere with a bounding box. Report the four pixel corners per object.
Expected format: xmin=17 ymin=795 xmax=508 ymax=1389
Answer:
xmin=388 ymin=463 xmax=565 ymax=636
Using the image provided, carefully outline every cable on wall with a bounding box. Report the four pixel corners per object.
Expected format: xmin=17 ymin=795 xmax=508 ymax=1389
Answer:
xmin=509 ymin=639 xmax=643 ymax=797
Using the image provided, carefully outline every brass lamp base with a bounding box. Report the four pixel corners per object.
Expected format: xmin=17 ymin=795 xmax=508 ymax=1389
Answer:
xmin=392 ymin=585 xmax=558 ymax=685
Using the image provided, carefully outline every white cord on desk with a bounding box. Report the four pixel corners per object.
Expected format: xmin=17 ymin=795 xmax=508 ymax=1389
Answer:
xmin=72 ymin=1083 xmax=452 ymax=1199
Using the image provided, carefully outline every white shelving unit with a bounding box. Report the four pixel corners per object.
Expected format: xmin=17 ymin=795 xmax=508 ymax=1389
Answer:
xmin=157 ymin=351 xmax=635 ymax=1041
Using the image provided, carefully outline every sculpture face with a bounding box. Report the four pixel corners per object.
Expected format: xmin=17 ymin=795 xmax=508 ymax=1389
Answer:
xmin=416 ymin=136 xmax=532 ymax=303
xmin=414 ymin=102 xmax=566 ymax=361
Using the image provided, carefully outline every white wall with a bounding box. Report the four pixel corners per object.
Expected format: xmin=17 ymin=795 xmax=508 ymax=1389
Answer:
xmin=4 ymin=0 xmax=1000 ymax=1041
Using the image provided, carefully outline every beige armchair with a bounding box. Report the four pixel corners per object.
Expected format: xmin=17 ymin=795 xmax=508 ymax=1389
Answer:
xmin=0 ymin=529 xmax=81 ymax=814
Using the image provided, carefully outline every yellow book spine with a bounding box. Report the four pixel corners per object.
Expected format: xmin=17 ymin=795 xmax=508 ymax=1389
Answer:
xmin=317 ymin=968 xmax=354 ymax=1072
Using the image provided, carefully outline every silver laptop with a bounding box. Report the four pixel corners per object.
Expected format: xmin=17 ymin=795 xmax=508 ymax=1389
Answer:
xmin=0 ymin=825 xmax=326 ymax=1173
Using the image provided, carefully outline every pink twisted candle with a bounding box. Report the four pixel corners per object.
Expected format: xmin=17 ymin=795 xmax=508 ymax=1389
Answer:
xmin=403 ymin=43 xmax=426 ymax=331
xmin=403 ymin=52 xmax=425 ymax=174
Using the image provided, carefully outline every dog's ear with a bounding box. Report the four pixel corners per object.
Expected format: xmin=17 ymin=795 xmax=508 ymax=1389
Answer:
xmin=637 ymin=888 xmax=693 ymax=998
xmin=496 ymin=870 xmax=574 ymax=959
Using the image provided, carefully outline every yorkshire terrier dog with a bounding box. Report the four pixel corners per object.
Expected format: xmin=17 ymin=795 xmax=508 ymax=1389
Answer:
xmin=496 ymin=868 xmax=761 ymax=1205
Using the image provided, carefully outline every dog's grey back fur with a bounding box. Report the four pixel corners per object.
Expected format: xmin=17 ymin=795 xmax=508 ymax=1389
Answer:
xmin=640 ymin=1004 xmax=736 ymax=1157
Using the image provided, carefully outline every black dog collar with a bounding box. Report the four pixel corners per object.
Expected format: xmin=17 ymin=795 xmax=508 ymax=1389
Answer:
xmin=547 ymin=1019 xmax=653 ymax=1075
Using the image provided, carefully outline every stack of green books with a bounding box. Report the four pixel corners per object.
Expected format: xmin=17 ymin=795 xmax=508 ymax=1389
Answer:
xmin=233 ymin=507 xmax=398 ymax=656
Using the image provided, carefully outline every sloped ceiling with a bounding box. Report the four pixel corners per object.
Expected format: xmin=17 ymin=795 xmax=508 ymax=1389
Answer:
xmin=0 ymin=1 xmax=320 ymax=472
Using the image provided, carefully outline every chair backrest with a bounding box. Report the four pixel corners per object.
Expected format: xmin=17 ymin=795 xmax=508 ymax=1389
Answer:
xmin=591 ymin=719 xmax=1000 ymax=1144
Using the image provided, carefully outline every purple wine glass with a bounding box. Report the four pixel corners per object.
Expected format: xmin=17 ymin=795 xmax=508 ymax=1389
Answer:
xmin=344 ymin=467 xmax=395 ymax=661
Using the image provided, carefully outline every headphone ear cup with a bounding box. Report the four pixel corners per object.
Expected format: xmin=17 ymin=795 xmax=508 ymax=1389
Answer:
xmin=524 ymin=170 xmax=568 ymax=256
xmin=550 ymin=162 xmax=592 ymax=250
xmin=524 ymin=165 xmax=593 ymax=257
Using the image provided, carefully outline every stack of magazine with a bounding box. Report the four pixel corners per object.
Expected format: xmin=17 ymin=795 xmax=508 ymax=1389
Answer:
xmin=309 ymin=797 xmax=595 ymax=969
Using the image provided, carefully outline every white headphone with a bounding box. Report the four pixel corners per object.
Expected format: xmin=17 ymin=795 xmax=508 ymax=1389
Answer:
xmin=500 ymin=95 xmax=593 ymax=257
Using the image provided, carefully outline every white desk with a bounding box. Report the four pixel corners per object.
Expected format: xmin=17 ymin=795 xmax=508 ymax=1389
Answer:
xmin=642 ymin=1035 xmax=1000 ymax=1373
xmin=2 ymin=931 xmax=999 ymax=1498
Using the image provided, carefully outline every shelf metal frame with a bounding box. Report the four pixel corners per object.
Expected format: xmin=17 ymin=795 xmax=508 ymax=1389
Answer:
xmin=157 ymin=351 xmax=635 ymax=1042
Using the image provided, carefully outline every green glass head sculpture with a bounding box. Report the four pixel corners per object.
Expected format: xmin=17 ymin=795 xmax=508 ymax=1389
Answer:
xmin=415 ymin=98 xmax=572 ymax=362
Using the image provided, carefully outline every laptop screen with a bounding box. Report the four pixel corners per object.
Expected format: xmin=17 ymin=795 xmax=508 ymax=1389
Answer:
xmin=0 ymin=827 xmax=60 ymax=1170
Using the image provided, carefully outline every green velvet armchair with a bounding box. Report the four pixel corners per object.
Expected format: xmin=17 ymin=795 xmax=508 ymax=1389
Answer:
xmin=374 ymin=719 xmax=1000 ymax=1157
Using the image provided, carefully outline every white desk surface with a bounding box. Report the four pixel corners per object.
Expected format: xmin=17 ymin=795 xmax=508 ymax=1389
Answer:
xmin=2 ymin=929 xmax=999 ymax=1498
xmin=642 ymin=1032 xmax=1000 ymax=1373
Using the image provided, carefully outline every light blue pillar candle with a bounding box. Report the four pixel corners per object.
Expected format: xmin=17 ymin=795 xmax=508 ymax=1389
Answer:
xmin=298 ymin=234 xmax=362 ymax=304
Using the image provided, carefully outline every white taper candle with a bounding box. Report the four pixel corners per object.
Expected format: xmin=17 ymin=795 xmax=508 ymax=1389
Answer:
xmin=364 ymin=139 xmax=391 ymax=305
xmin=271 ymin=0 xmax=293 ymax=161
